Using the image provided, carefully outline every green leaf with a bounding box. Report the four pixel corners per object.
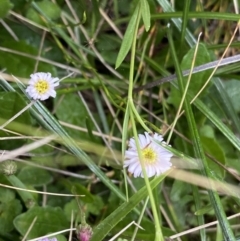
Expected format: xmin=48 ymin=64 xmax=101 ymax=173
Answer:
xmin=167 ymin=28 xmax=236 ymax=240
xmin=0 ymin=40 xmax=56 ymax=77
xmin=112 ymin=214 xmax=175 ymax=240
xmin=168 ymin=43 xmax=211 ymax=108
xmin=17 ymin=166 xmax=53 ymax=187
xmin=70 ymin=183 xmax=94 ymax=203
xmin=6 ymin=175 xmax=37 ymax=209
xmin=199 ymin=125 xmax=215 ymax=138
xmin=3 ymin=78 xmax=127 ymax=209
xmin=54 ymin=94 xmax=94 ymax=140
xmin=26 ymin=0 xmax=61 ymax=25
xmin=63 ymin=199 xmax=79 ymax=222
xmin=14 ymin=206 xmax=69 ymax=239
xmin=195 ymin=204 xmax=213 ymax=215
xmin=91 ymin=174 xmax=166 ymax=241
xmin=156 ymin=0 xmax=196 ymax=47
xmin=0 ymin=187 xmax=15 ymax=203
xmin=30 ymin=145 xmax=57 ymax=167
xmin=140 ymin=0 xmax=151 ymax=31
xmin=115 ymin=4 xmax=140 ymax=69
xmin=96 ymin=34 xmax=120 ymax=65
xmin=0 ymin=200 xmax=22 ymax=235
xmin=224 ymin=79 xmax=240 ymax=112
xmin=200 ymin=136 xmax=226 ymax=179
xmin=212 ymin=78 xmax=240 ymax=134
xmin=0 ymin=92 xmax=31 ymax=150
xmin=87 ymin=195 xmax=104 ymax=216
xmin=64 ymin=195 xmax=103 ymax=222
xmin=0 ymin=0 xmax=13 ymax=18
xmin=170 ymin=180 xmax=191 ymax=202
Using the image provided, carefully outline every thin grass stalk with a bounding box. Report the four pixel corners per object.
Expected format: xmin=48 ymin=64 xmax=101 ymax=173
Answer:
xmin=167 ymin=26 xmax=236 ymax=241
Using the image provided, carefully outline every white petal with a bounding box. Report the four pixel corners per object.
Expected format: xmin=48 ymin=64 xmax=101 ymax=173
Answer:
xmin=26 ymin=72 xmax=59 ymax=101
xmin=124 ymin=132 xmax=173 ymax=178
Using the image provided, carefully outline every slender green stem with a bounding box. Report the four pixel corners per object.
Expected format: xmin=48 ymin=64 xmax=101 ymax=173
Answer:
xmin=126 ymin=3 xmax=163 ymax=240
xmin=128 ymin=3 xmax=141 ymax=100
xmin=122 ymin=102 xmax=130 ymax=202
xmin=130 ymin=110 xmax=163 ymax=241
xmin=130 ymin=102 xmax=151 ymax=132
xmin=131 ymin=196 xmax=149 ymax=241
xmin=180 ymin=0 xmax=191 ymax=47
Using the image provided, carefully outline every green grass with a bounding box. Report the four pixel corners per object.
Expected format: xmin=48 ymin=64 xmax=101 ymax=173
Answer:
xmin=0 ymin=0 xmax=240 ymax=240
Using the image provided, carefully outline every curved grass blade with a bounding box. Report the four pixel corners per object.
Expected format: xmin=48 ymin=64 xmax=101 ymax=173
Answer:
xmin=0 ymin=78 xmax=127 ymax=202
xmin=115 ymin=3 xmax=141 ymax=69
xmin=180 ymin=0 xmax=191 ymax=46
xmin=167 ymin=27 xmax=236 ymax=241
xmin=156 ymin=0 xmax=196 ymax=47
xmin=140 ymin=0 xmax=151 ymax=31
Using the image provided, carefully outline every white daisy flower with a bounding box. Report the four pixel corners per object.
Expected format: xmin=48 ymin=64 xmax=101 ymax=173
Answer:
xmin=26 ymin=72 xmax=59 ymax=101
xmin=124 ymin=132 xmax=173 ymax=178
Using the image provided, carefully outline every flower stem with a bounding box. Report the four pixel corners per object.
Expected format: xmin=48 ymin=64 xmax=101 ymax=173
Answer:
xmin=130 ymin=111 xmax=163 ymax=241
xmin=127 ymin=3 xmax=163 ymax=241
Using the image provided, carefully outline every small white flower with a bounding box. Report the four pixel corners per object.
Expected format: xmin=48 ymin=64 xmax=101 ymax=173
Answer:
xmin=124 ymin=132 xmax=173 ymax=178
xmin=26 ymin=72 xmax=59 ymax=100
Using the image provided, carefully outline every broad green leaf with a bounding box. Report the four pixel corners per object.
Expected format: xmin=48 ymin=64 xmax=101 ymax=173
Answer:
xmin=0 ymin=0 xmax=13 ymax=18
xmin=17 ymin=166 xmax=53 ymax=187
xmin=199 ymin=125 xmax=215 ymax=138
xmin=14 ymin=206 xmax=69 ymax=239
xmin=54 ymin=94 xmax=94 ymax=140
xmin=224 ymin=79 xmax=240 ymax=112
xmin=26 ymin=0 xmax=61 ymax=25
xmin=30 ymin=145 xmax=57 ymax=167
xmin=0 ymin=40 xmax=56 ymax=77
xmin=0 ymin=21 xmax=65 ymax=64
xmin=170 ymin=179 xmax=192 ymax=202
xmin=87 ymin=195 xmax=104 ymax=215
xmin=168 ymin=43 xmax=211 ymax=108
xmin=226 ymin=158 xmax=240 ymax=173
xmin=194 ymin=94 xmax=240 ymax=152
xmin=70 ymin=182 xmax=94 ymax=203
xmin=0 ymin=92 xmax=31 ymax=150
xmin=0 ymin=187 xmax=15 ymax=203
xmin=64 ymin=196 xmax=103 ymax=222
xmin=200 ymin=136 xmax=225 ymax=179
xmin=115 ymin=4 xmax=140 ymax=69
xmin=63 ymin=199 xmax=79 ymax=222
xmin=211 ymin=78 xmax=240 ymax=134
xmin=96 ymin=34 xmax=120 ymax=65
xmin=0 ymin=200 xmax=22 ymax=235
xmin=140 ymin=0 xmax=151 ymax=31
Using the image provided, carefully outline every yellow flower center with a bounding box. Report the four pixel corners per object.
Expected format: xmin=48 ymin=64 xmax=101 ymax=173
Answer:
xmin=34 ymin=80 xmax=49 ymax=94
xmin=142 ymin=148 xmax=157 ymax=164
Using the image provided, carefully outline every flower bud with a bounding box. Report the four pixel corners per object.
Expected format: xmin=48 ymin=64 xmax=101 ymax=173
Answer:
xmin=77 ymin=223 xmax=93 ymax=241
xmin=0 ymin=160 xmax=17 ymax=175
